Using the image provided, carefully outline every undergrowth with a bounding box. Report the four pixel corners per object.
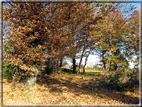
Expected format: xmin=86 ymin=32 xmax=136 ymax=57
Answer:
xmin=97 ymin=69 xmax=139 ymax=92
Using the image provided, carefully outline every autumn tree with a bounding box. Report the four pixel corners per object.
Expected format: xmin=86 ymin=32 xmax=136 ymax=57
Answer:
xmin=75 ymin=3 xmax=119 ymax=74
xmin=3 ymin=2 xmax=91 ymax=87
xmin=91 ymin=10 xmax=130 ymax=76
xmin=124 ymin=10 xmax=139 ymax=67
xmin=3 ymin=2 xmax=124 ymax=88
xmin=62 ymin=3 xmax=115 ymax=74
xmin=2 ymin=2 xmax=104 ymax=87
xmin=3 ymin=3 xmax=50 ymax=88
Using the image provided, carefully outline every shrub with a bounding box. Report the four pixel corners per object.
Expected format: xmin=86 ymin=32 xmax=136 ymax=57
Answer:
xmin=126 ymin=68 xmax=139 ymax=89
xmin=93 ymin=65 xmax=100 ymax=70
xmin=99 ymin=69 xmax=139 ymax=92
xmin=3 ymin=61 xmax=23 ymax=80
xmin=105 ymin=71 xmax=124 ymax=91
xmin=61 ymin=68 xmax=73 ymax=74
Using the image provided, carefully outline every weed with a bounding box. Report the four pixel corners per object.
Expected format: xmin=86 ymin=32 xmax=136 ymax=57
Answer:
xmin=31 ymin=101 xmax=36 ymax=104
xmin=36 ymin=86 xmax=38 ymax=89
xmin=23 ymin=93 xmax=26 ymax=96
xmin=10 ymin=94 xmax=14 ymax=98
xmin=27 ymin=99 xmax=30 ymax=102
xmin=73 ymin=101 xmax=78 ymax=104
xmin=47 ymin=91 xmax=49 ymax=94
xmin=28 ymin=88 xmax=32 ymax=91
xmin=7 ymin=92 xmax=10 ymax=95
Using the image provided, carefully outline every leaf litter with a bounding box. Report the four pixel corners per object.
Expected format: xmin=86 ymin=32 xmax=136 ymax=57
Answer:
xmin=3 ymin=73 xmax=139 ymax=105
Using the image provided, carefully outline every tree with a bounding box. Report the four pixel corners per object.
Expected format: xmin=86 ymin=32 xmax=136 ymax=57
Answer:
xmin=125 ymin=10 xmax=139 ymax=67
xmin=2 ymin=3 xmax=95 ymax=86
xmin=3 ymin=3 xmax=50 ymax=89
xmin=76 ymin=3 xmax=119 ymax=74
xmin=91 ymin=10 xmax=130 ymax=75
xmin=82 ymin=48 xmax=92 ymax=74
xmin=3 ymin=3 xmax=90 ymax=87
xmin=3 ymin=2 xmax=122 ymax=88
xmin=63 ymin=3 xmax=116 ymax=74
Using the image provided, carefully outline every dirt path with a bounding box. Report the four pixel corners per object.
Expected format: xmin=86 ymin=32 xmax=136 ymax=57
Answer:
xmin=3 ymin=73 xmax=139 ymax=105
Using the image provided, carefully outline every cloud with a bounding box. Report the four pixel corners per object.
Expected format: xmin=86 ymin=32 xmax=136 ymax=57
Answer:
xmin=66 ymin=55 xmax=100 ymax=68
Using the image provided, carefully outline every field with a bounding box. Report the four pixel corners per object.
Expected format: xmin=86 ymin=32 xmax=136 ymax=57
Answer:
xmin=3 ymin=69 xmax=139 ymax=105
xmin=62 ymin=68 xmax=102 ymax=74
xmin=82 ymin=69 xmax=102 ymax=73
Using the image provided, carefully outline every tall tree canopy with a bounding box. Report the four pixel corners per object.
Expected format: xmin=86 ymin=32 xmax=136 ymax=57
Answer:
xmin=3 ymin=2 xmax=116 ymax=76
xmin=90 ymin=9 xmax=135 ymax=72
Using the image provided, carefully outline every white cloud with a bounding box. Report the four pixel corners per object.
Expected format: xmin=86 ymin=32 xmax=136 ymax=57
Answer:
xmin=65 ymin=55 xmax=100 ymax=68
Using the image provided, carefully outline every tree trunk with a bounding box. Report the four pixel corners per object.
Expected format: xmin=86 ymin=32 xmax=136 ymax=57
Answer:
xmin=113 ymin=63 xmax=117 ymax=71
xmin=59 ymin=58 xmax=63 ymax=67
xmin=56 ymin=59 xmax=61 ymax=74
xmin=77 ymin=48 xmax=86 ymax=74
xmin=101 ymin=50 xmax=106 ymax=71
xmin=72 ymin=55 xmax=76 ymax=73
xmin=40 ymin=59 xmax=53 ymax=82
xmin=77 ymin=36 xmax=88 ymax=74
xmin=83 ymin=48 xmax=91 ymax=74
xmin=105 ymin=19 xmax=112 ymax=77
xmin=106 ymin=50 xmax=111 ymax=76
xmin=24 ymin=63 xmax=39 ymax=89
xmin=102 ymin=60 xmax=106 ymax=70
xmin=82 ymin=49 xmax=91 ymax=80
xmin=56 ymin=59 xmax=59 ymax=73
xmin=83 ymin=54 xmax=88 ymax=74
xmin=106 ymin=35 xmax=112 ymax=77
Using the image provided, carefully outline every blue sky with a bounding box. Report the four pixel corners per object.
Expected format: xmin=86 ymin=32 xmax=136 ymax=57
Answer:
xmin=119 ymin=3 xmax=140 ymax=17
xmin=133 ymin=2 xmax=140 ymax=9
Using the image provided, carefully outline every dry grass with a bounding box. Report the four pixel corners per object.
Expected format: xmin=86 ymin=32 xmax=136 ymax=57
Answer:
xmin=3 ymin=73 xmax=139 ymax=105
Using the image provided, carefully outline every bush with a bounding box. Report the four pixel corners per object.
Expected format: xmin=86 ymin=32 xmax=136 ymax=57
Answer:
xmin=105 ymin=71 xmax=124 ymax=91
xmin=61 ymin=68 xmax=73 ymax=74
xmin=99 ymin=69 xmax=139 ymax=92
xmin=93 ymin=65 xmax=100 ymax=70
xmin=3 ymin=61 xmax=23 ymax=80
xmin=126 ymin=68 xmax=139 ymax=89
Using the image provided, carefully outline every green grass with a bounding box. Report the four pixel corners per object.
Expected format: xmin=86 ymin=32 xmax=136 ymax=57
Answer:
xmin=61 ymin=68 xmax=73 ymax=74
xmin=61 ymin=68 xmax=102 ymax=74
xmin=84 ymin=69 xmax=102 ymax=73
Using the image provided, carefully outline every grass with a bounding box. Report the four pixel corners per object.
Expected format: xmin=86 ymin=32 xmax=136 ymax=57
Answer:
xmin=85 ymin=69 xmax=102 ymax=73
xmin=62 ymin=68 xmax=102 ymax=74
xmin=3 ymin=69 xmax=139 ymax=105
xmin=61 ymin=68 xmax=73 ymax=74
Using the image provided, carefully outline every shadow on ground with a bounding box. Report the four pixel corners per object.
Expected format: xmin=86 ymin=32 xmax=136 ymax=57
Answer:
xmin=37 ymin=73 xmax=139 ymax=104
